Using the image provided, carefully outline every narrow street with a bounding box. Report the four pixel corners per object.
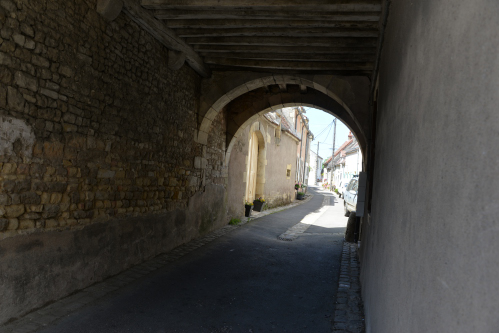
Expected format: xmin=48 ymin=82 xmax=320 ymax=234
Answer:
xmin=36 ymin=187 xmax=348 ymax=333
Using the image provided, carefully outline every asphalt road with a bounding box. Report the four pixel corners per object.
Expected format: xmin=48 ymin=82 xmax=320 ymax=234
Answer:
xmin=38 ymin=187 xmax=347 ymax=333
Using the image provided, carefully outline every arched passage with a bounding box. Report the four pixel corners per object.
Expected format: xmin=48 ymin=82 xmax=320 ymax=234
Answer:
xmin=196 ymin=72 xmax=370 ymax=149
xmin=196 ymin=73 xmax=370 ymax=218
xmin=222 ymin=85 xmax=366 ymax=168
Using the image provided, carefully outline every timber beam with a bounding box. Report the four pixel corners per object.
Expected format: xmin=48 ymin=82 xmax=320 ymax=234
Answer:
xmin=153 ymin=10 xmax=380 ymax=21
xmin=121 ymin=0 xmax=211 ymax=78
xmin=142 ymin=0 xmax=382 ymax=11
xmin=176 ymin=27 xmax=379 ymax=38
xmin=186 ymin=37 xmax=378 ymax=48
xmin=164 ymin=19 xmax=380 ymax=30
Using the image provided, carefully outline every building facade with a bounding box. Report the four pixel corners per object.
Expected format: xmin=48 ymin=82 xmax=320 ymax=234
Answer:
xmin=324 ymin=132 xmax=363 ymax=188
xmin=227 ymin=109 xmax=302 ymax=218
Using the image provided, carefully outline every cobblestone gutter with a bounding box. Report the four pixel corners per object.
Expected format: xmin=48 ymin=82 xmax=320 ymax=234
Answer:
xmin=332 ymin=242 xmax=365 ymax=333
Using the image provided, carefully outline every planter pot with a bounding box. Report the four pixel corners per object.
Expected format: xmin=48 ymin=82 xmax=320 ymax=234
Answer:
xmin=296 ymin=193 xmax=305 ymax=200
xmin=244 ymin=205 xmax=253 ymax=217
xmin=253 ymin=200 xmax=264 ymax=212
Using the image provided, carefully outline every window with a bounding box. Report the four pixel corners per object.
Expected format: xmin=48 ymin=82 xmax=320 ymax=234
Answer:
xmin=347 ymin=179 xmax=357 ymax=191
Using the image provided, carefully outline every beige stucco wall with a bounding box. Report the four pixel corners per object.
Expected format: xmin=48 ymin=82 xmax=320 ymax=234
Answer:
xmin=227 ymin=116 xmax=298 ymax=218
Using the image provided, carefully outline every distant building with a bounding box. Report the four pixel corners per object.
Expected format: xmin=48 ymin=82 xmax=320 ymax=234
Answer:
xmin=280 ymin=107 xmax=313 ymax=185
xmin=308 ymin=150 xmax=323 ymax=186
xmin=330 ymin=132 xmax=363 ymax=187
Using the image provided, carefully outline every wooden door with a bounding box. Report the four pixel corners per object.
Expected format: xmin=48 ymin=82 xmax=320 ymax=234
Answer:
xmin=245 ymin=132 xmax=258 ymax=202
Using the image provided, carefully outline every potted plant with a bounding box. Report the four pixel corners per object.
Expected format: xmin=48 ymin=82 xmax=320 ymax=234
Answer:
xmin=244 ymin=201 xmax=253 ymax=217
xmin=296 ymin=191 xmax=305 ymax=200
xmin=294 ymin=182 xmax=300 ymax=190
xmin=253 ymin=197 xmax=265 ymax=212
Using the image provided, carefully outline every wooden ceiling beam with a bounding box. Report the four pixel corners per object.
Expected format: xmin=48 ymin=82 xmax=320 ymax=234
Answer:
xmin=164 ymin=19 xmax=380 ymax=30
xmin=186 ymin=36 xmax=378 ymax=48
xmin=200 ymin=52 xmax=376 ymax=62
xmin=142 ymin=0 xmax=383 ymax=10
xmin=193 ymin=45 xmax=378 ymax=54
xmin=208 ymin=64 xmax=372 ymax=76
xmin=176 ymin=27 xmax=379 ymax=38
xmin=203 ymin=58 xmax=374 ymax=71
xmin=121 ymin=0 xmax=210 ymax=77
xmin=154 ymin=10 xmax=380 ymax=21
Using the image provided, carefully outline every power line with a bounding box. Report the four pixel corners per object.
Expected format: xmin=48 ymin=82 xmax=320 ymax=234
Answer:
xmin=323 ymin=118 xmax=334 ymax=144
xmin=312 ymin=121 xmax=334 ymax=141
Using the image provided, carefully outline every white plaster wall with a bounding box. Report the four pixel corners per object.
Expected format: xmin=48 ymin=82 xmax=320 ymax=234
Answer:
xmin=344 ymin=150 xmax=362 ymax=179
xmin=360 ymin=0 xmax=499 ymax=332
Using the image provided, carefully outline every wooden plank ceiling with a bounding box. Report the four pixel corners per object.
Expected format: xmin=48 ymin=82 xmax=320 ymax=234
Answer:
xmin=139 ymin=0 xmax=383 ymax=76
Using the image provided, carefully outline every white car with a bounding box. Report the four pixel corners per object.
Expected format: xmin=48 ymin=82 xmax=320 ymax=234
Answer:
xmin=343 ymin=178 xmax=358 ymax=216
xmin=339 ymin=175 xmax=357 ymax=198
xmin=338 ymin=182 xmax=349 ymax=198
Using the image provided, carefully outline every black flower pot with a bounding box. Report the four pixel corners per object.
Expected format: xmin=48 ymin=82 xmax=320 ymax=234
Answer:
xmin=244 ymin=205 xmax=253 ymax=217
xmin=253 ymin=200 xmax=264 ymax=212
xmin=296 ymin=193 xmax=305 ymax=200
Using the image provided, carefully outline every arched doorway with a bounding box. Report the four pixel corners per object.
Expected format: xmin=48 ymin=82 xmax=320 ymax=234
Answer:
xmin=244 ymin=123 xmax=267 ymax=203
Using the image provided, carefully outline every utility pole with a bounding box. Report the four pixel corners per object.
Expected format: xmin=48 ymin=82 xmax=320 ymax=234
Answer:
xmin=316 ymin=142 xmax=320 ymax=185
xmin=330 ymin=118 xmax=336 ymax=190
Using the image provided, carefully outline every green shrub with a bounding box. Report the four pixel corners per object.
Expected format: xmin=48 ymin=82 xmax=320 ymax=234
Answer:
xmin=229 ymin=218 xmax=241 ymax=225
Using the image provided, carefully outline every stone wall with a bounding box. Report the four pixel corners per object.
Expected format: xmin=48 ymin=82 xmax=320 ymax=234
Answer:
xmin=0 ymin=0 xmax=226 ymax=324
xmin=359 ymin=0 xmax=499 ymax=332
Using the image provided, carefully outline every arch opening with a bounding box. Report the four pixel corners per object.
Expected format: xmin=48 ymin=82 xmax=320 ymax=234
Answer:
xmin=221 ymin=84 xmax=366 ymax=169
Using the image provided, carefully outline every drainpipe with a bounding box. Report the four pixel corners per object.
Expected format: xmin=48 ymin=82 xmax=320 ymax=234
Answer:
xmin=298 ymin=123 xmax=305 ymax=183
xmin=302 ymin=133 xmax=312 ymax=191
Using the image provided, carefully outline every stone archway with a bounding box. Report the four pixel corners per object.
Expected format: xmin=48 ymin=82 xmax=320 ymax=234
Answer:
xmin=196 ymin=72 xmax=370 ymax=149
xmin=222 ymin=85 xmax=366 ymax=169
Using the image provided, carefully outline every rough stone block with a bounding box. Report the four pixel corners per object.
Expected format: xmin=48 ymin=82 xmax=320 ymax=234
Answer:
xmin=50 ymin=193 xmax=62 ymax=204
xmin=5 ymin=204 xmax=25 ymax=218
xmin=7 ymin=218 xmax=18 ymax=230
xmin=20 ymin=23 xmax=34 ymax=37
xmin=40 ymin=192 xmax=50 ymax=204
xmin=0 ymin=52 xmax=13 ymax=66
xmin=20 ymin=192 xmax=41 ymax=204
xmin=32 ymin=55 xmax=50 ymax=68
xmin=2 ymin=163 xmax=17 ymax=174
xmin=7 ymin=86 xmax=25 ymax=111
xmin=42 ymin=204 xmax=60 ymax=218
xmin=19 ymin=219 xmax=35 ymax=229
xmin=22 ymin=212 xmax=40 ymax=219
xmin=40 ymin=88 xmax=58 ymax=100
xmin=27 ymin=204 xmax=43 ymax=213
xmin=12 ymin=33 xmax=25 ymax=46
xmin=0 ymin=218 xmax=8 ymax=231
xmin=58 ymin=66 xmax=73 ymax=78
xmin=14 ymin=71 xmax=38 ymax=92
xmin=97 ymin=169 xmax=115 ymax=178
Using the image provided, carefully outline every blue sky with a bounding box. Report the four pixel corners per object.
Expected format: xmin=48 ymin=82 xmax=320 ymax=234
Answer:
xmin=304 ymin=107 xmax=352 ymax=161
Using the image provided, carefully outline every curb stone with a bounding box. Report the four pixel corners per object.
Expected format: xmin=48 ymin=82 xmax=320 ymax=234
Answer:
xmin=244 ymin=192 xmax=314 ymax=222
